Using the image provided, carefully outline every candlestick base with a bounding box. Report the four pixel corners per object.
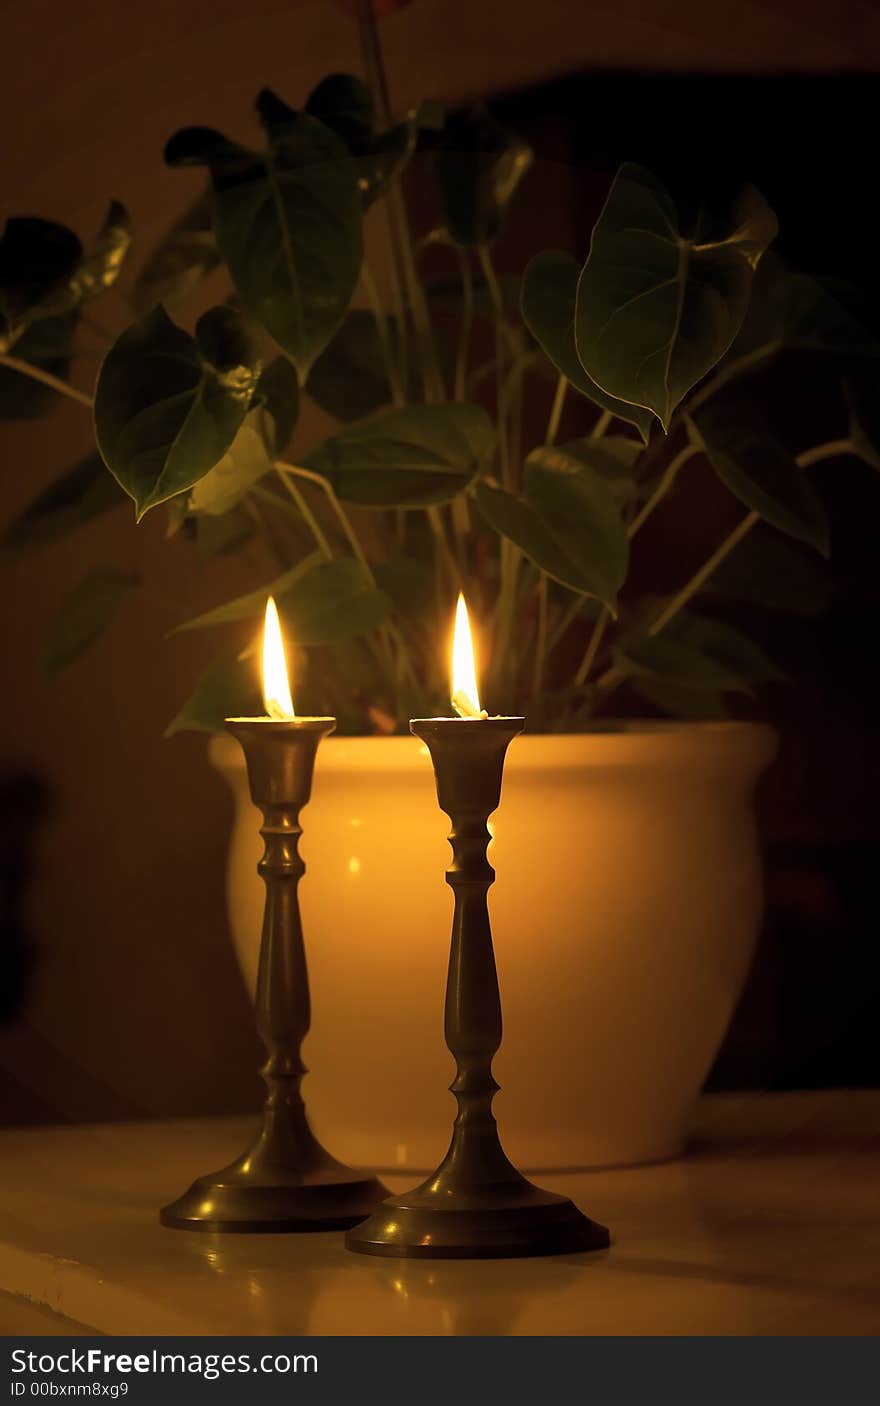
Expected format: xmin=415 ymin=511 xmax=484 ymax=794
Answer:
xmin=345 ymin=1175 xmax=609 ymax=1259
xmin=160 ymin=1146 xmax=386 ymax=1234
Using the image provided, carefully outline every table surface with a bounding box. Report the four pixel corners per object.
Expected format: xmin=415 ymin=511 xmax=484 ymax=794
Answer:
xmin=1 ymin=1091 xmax=878 ymax=1336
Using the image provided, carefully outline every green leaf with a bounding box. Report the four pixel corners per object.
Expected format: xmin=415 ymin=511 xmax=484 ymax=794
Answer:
xmin=846 ymin=375 xmax=880 ymax=472
xmin=282 ymin=558 xmax=390 ymax=644
xmin=257 ymin=356 xmax=299 ymax=453
xmin=40 ymin=202 xmax=132 ymax=315
xmin=0 ymin=312 xmax=78 ymax=419
xmin=475 ymin=445 xmax=629 ymax=607
xmin=130 ymin=193 xmax=222 ymax=314
xmin=630 ymin=677 xmax=730 ymax=720
xmin=1 ymin=207 xmax=131 ymax=339
xmin=188 ymin=408 xmax=272 ymax=516
xmin=173 ymin=553 xmax=389 ymax=645
xmin=95 ymin=304 xmax=260 ymax=519
xmin=673 ymin=612 xmax=784 ymax=685
xmin=172 ymin=552 xmax=324 ymax=632
xmin=165 ymin=652 xmax=261 ymax=736
xmin=616 ymin=632 xmax=751 ymax=696
xmin=304 ymin=74 xmax=374 ymax=152
xmin=520 ymin=251 xmax=653 ymax=442
xmin=0 ymin=453 xmax=126 ymax=560
xmin=690 ymin=404 xmax=829 ymax=555
xmin=374 ymin=556 xmax=434 ymax=617
xmin=616 ymin=610 xmax=783 ymax=698
xmin=43 ymin=568 xmax=139 ymax=676
xmin=435 ymin=108 xmax=532 ymax=247
xmin=305 ymin=73 xmax=417 ymax=208
xmin=306 ymin=308 xmax=393 ymax=421
xmin=166 ymin=92 xmax=363 ymax=379
xmin=729 ymin=254 xmax=880 ymax=363
xmin=304 ymin=403 xmax=495 ymax=506
xmin=555 ymin=435 xmax=642 ymax=507
xmin=0 ymin=217 xmax=81 ymax=345
xmin=195 ymin=507 xmax=253 ymax=562
xmin=705 ymin=525 xmax=832 ymax=616
xmin=575 ymin=166 xmax=777 ymax=429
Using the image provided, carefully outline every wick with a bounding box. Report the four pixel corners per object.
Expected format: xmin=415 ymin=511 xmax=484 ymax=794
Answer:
xmin=265 ymin=698 xmax=295 ymax=721
xmin=452 ymin=691 xmax=489 ymax=720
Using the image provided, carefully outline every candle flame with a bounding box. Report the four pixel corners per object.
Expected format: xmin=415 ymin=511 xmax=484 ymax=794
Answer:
xmin=262 ymin=596 xmax=295 ymax=720
xmin=451 ymin=592 xmax=484 ymax=718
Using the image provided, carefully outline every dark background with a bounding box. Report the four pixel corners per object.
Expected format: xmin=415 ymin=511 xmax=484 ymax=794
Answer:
xmin=1 ymin=0 xmax=878 ymax=1124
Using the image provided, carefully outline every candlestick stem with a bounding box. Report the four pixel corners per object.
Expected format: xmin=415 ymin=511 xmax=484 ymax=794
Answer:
xmin=160 ymin=719 xmax=387 ymax=1232
xmin=346 ymin=718 xmax=610 ymax=1258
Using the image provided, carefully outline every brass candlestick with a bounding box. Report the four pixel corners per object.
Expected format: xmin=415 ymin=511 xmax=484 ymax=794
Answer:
xmin=346 ymin=717 xmax=610 ymax=1259
xmin=161 ymin=718 xmax=388 ymax=1233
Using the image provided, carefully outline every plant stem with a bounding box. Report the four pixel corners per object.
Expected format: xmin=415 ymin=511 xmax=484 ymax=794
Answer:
xmin=0 ymin=353 xmax=93 ymax=408
xmin=574 ymin=608 xmax=611 ymax=687
xmin=478 ymin=244 xmax=510 ymax=486
xmin=427 ymin=505 xmax=462 ymax=589
xmin=546 ymin=592 xmax=583 ymax=654
xmin=646 ymin=437 xmax=854 ymax=637
xmin=354 ymin=0 xmax=443 ymax=404
xmin=361 ymin=262 xmax=405 ymax=404
xmin=276 ymin=461 xmax=372 ymax=573
xmin=648 ymin=513 xmax=758 ymax=636
xmin=627 ymin=442 xmax=699 ymax=538
xmin=798 ymin=437 xmax=852 ymax=468
xmin=454 ymin=249 xmax=474 ymax=402
xmin=532 ymin=574 xmax=548 ymax=695
xmin=545 ymin=375 xmax=567 ymax=445
xmin=274 ymin=468 xmax=333 ymax=559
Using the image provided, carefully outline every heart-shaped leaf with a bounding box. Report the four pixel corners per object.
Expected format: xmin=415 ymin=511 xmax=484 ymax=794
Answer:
xmin=41 ymin=202 xmax=132 ymax=316
xmin=188 ymin=408 xmax=273 ymax=516
xmin=172 ymin=552 xmax=324 ymax=632
xmin=43 ymin=568 xmax=140 ymax=676
xmin=705 ymin=525 xmax=831 ymax=617
xmin=617 ymin=610 xmax=783 ymax=699
xmin=475 ymin=445 xmax=629 ymax=607
xmin=166 ymin=91 xmax=363 ymax=379
xmin=0 ymin=217 xmax=81 ymax=345
xmin=630 ymin=677 xmax=730 ymax=720
xmin=307 ymin=308 xmax=394 ymax=421
xmin=281 ymin=558 xmax=390 ymax=644
xmin=172 ymin=553 xmax=389 ymax=644
xmin=95 ymin=304 xmax=260 ymax=519
xmin=305 ymin=73 xmax=417 ymax=207
xmin=0 ymin=453 xmax=125 ymax=560
xmin=435 ymin=108 xmax=532 ymax=247
xmin=520 ymin=251 xmax=653 ymax=442
xmin=130 ymin=192 xmax=222 ymax=314
xmin=304 ymin=403 xmax=495 ymax=506
xmin=728 ymin=253 xmax=880 ymax=364
xmin=1 ymin=207 xmax=131 ymax=339
xmin=575 ymin=165 xmax=777 ymax=430
xmin=690 ymin=404 xmax=829 ymax=555
xmin=554 ymin=435 xmax=642 ymax=507
xmin=165 ymin=652 xmax=261 ymax=736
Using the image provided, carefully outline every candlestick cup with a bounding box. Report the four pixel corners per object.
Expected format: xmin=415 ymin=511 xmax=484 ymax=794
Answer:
xmin=346 ymin=717 xmax=610 ymax=1259
xmin=161 ymin=718 xmax=387 ymax=1233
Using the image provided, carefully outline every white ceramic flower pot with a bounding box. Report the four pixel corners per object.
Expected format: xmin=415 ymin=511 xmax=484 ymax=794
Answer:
xmin=211 ymin=722 xmax=776 ymax=1172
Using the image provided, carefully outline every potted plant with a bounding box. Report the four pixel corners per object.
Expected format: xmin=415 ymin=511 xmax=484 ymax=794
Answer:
xmin=2 ymin=19 xmax=877 ymax=1169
